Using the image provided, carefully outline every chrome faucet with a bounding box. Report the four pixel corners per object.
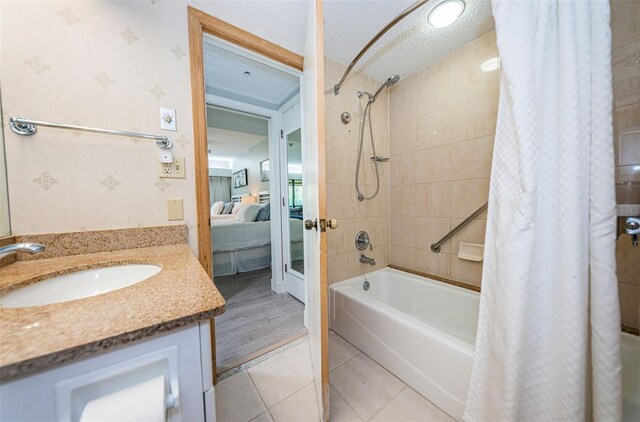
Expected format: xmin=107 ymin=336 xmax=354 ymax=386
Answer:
xmin=359 ymin=254 xmax=376 ymax=265
xmin=0 ymin=243 xmax=45 ymax=259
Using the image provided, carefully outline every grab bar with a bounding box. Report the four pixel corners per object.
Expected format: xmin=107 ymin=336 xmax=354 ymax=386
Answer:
xmin=430 ymin=202 xmax=488 ymax=253
xmin=333 ymin=0 xmax=433 ymax=95
xmin=9 ymin=117 xmax=173 ymax=150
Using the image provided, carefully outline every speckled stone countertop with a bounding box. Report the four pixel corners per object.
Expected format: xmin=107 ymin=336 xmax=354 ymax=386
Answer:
xmin=0 ymin=243 xmax=225 ymax=379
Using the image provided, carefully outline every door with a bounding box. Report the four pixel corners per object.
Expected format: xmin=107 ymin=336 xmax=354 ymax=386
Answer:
xmin=301 ymin=1 xmax=329 ymax=420
xmin=281 ymin=98 xmax=306 ymax=303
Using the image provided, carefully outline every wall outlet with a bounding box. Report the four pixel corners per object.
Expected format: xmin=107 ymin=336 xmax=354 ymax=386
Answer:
xmin=167 ymin=198 xmax=183 ymax=220
xmin=158 ymin=157 xmax=186 ymax=179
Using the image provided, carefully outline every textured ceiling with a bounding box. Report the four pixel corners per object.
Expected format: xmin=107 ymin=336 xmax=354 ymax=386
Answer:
xmin=191 ymin=0 xmax=494 ymax=86
xmin=204 ymin=40 xmax=300 ymax=110
xmin=324 ymin=0 xmax=495 ymax=82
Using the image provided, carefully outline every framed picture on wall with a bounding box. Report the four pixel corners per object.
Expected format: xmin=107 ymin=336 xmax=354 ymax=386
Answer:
xmin=233 ymin=168 xmax=248 ymax=188
xmin=260 ymin=159 xmax=270 ymax=182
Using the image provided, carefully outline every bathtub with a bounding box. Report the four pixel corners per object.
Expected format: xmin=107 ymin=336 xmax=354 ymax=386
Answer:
xmin=329 ymin=268 xmax=479 ymax=420
xmin=623 ymin=332 xmax=640 ymax=422
xmin=330 ymin=267 xmax=640 ymax=421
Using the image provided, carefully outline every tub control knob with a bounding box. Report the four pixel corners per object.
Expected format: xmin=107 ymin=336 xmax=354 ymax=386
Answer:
xmin=626 ymin=220 xmax=640 ymax=230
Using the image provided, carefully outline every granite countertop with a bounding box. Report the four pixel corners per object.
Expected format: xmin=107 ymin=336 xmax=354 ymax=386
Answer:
xmin=0 ymin=243 xmax=225 ymax=379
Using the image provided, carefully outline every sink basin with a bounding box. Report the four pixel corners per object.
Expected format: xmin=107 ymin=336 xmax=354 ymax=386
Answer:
xmin=0 ymin=264 xmax=162 ymax=308
xmin=617 ymin=181 xmax=640 ymax=217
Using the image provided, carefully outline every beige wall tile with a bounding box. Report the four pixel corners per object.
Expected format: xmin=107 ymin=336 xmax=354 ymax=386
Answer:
xmin=619 ymin=281 xmax=640 ymax=328
xmin=611 ymin=0 xmax=640 ymax=49
xmin=390 ymin=153 xmax=415 ymax=186
xmin=390 ymin=245 xmax=416 ymax=269
xmin=451 ymin=135 xmax=494 ymax=180
xmin=415 ymin=249 xmax=451 ymax=278
xmin=450 ymin=32 xmax=499 ymax=105
xmin=451 ymin=179 xmax=490 ymax=218
xmin=388 ymin=31 xmax=498 ymax=288
xmin=415 ymin=145 xmax=450 ymax=183
xmin=616 ymin=235 xmax=640 ymax=284
xmin=415 ymin=182 xmax=451 ymax=217
xmin=450 ymin=257 xmax=483 ymax=287
xmin=390 ymin=120 xmax=417 ymax=156
xmin=416 ymin=108 xmax=452 ymax=150
xmin=613 ymin=41 xmax=640 ymax=108
xmin=390 ymin=216 xmax=416 ymax=248
xmin=390 ymin=184 xmax=416 ymax=216
xmin=451 ymin=95 xmax=498 ymax=143
xmin=415 ymin=217 xmax=451 ymax=253
xmin=389 ymin=73 xmax=417 ymax=125
xmin=416 ymin=56 xmax=451 ymax=116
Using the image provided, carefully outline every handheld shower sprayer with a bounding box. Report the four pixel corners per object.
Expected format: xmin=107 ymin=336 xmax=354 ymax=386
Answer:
xmin=355 ymin=74 xmax=401 ymax=201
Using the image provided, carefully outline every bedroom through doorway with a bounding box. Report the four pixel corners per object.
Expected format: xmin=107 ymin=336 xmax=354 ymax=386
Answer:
xmin=203 ymin=36 xmax=307 ymax=375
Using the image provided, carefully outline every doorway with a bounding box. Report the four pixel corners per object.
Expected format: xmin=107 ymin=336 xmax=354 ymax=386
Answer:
xmin=202 ymin=37 xmax=307 ymax=375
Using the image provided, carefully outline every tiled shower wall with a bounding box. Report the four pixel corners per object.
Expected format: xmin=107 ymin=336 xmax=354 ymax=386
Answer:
xmin=612 ymin=0 xmax=640 ymax=330
xmin=387 ymin=32 xmax=499 ymax=287
xmin=325 ymin=58 xmax=390 ymax=285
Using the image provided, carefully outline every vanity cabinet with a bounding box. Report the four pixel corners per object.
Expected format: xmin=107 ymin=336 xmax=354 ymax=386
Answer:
xmin=0 ymin=321 xmax=215 ymax=422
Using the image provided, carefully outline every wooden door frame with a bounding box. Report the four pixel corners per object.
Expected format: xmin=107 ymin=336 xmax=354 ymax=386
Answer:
xmin=187 ymin=6 xmax=304 ymax=382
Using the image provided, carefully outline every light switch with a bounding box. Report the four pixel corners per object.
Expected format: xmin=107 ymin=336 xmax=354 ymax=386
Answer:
xmin=160 ymin=107 xmax=176 ymax=131
xmin=167 ymin=198 xmax=183 ymax=221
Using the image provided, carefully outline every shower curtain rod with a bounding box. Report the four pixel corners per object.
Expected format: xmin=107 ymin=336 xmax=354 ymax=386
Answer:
xmin=8 ymin=117 xmax=173 ymax=150
xmin=333 ymin=0 xmax=432 ymax=95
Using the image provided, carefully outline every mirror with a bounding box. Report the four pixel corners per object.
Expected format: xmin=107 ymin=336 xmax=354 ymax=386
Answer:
xmin=286 ymin=128 xmax=303 ymax=274
xmin=0 ymin=100 xmax=10 ymax=237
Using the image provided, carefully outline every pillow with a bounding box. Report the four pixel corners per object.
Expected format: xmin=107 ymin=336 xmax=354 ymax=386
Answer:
xmin=231 ymin=203 xmax=242 ymax=214
xmin=211 ymin=201 xmax=224 ymax=216
xmin=222 ymin=202 xmax=234 ymax=214
xmin=255 ymin=203 xmax=271 ymax=221
xmin=236 ymin=204 xmax=260 ymax=222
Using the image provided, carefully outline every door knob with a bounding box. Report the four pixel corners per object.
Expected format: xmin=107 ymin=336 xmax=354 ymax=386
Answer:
xmin=304 ymin=219 xmax=317 ymax=231
xmin=327 ymin=219 xmax=338 ymax=229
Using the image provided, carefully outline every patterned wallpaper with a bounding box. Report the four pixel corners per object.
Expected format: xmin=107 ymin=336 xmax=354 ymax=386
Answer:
xmin=1 ymin=1 xmax=202 ymax=246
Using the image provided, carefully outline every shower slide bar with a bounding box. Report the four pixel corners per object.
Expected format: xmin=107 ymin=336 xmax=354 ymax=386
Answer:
xmin=430 ymin=202 xmax=488 ymax=253
xmin=9 ymin=117 xmax=173 ymax=150
xmin=333 ymin=0 xmax=432 ymax=95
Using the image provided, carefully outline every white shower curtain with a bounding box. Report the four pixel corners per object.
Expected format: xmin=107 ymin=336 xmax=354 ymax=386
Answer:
xmin=464 ymin=1 xmax=622 ymax=421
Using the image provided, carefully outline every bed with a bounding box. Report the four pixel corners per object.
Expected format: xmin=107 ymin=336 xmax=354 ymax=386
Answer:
xmin=211 ymin=192 xmax=304 ymax=276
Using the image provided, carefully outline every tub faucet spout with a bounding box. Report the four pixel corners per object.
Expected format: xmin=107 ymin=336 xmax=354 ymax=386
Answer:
xmin=359 ymin=254 xmax=375 ymax=265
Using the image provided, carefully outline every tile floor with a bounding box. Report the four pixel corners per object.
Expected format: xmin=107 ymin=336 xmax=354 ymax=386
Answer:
xmin=215 ymin=331 xmax=455 ymax=422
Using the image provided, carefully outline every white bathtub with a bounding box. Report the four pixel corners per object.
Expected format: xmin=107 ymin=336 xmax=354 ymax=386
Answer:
xmin=623 ymin=332 xmax=640 ymax=422
xmin=329 ymin=268 xmax=479 ymax=420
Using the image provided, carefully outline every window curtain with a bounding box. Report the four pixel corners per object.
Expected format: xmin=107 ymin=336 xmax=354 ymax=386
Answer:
xmin=209 ymin=176 xmax=231 ymax=205
xmin=464 ymin=1 xmax=622 ymax=421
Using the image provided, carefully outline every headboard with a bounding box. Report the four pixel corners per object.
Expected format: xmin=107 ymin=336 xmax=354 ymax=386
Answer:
xmin=231 ymin=192 xmax=270 ymax=204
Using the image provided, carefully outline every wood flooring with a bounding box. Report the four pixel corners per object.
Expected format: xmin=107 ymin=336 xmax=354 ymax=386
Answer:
xmin=214 ymin=267 xmax=307 ymax=373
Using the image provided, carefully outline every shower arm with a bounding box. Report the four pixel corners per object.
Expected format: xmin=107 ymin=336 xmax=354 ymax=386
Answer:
xmin=333 ymin=0 xmax=432 ymax=95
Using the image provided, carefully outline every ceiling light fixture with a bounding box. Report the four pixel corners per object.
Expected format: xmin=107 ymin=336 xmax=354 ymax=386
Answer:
xmin=428 ymin=0 xmax=465 ymax=29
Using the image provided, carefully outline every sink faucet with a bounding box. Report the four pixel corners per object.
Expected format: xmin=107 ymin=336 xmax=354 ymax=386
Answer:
xmin=0 ymin=243 xmax=45 ymax=259
xmin=359 ymin=254 xmax=375 ymax=265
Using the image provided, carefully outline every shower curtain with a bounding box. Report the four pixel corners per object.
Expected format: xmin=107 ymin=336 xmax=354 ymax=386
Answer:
xmin=464 ymin=1 xmax=622 ymax=421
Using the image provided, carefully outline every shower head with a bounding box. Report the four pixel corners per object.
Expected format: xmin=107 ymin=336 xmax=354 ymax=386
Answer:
xmin=369 ymin=74 xmax=401 ymax=103
xmin=385 ymin=74 xmax=401 ymax=88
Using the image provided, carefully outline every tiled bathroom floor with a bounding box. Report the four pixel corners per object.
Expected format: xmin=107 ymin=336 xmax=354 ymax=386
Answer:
xmin=215 ymin=331 xmax=454 ymax=422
